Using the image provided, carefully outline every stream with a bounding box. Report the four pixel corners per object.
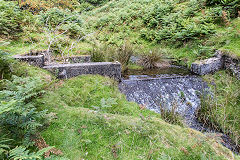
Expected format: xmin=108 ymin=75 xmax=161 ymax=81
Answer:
xmin=119 ymin=66 xmax=239 ymax=153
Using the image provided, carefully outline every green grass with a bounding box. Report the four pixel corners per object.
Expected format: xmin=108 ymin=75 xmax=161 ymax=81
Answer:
xmin=199 ymin=71 xmax=240 ymax=149
xmin=81 ymin=0 xmax=240 ymax=64
xmin=206 ymin=18 xmax=240 ymax=58
xmin=0 ymin=33 xmax=93 ymax=56
xmin=35 ymin=75 xmax=237 ymax=160
xmin=1 ymin=1 xmax=240 ymax=66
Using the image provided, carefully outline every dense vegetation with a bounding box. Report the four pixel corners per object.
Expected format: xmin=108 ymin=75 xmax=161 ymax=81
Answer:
xmin=0 ymin=52 xmax=55 ymax=159
xmin=0 ymin=0 xmax=240 ymax=159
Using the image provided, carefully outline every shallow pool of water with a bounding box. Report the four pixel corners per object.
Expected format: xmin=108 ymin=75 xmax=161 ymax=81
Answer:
xmin=123 ymin=66 xmax=192 ymax=80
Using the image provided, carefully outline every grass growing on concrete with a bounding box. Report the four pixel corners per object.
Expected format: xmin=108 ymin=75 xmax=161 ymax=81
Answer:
xmin=35 ymin=74 xmax=237 ymax=159
xmin=199 ymin=71 xmax=240 ymax=150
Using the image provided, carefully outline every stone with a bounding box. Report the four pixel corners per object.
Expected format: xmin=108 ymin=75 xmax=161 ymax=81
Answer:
xmin=191 ymin=57 xmax=224 ymax=75
xmin=43 ymin=62 xmax=122 ymax=81
xmin=13 ymin=54 xmax=45 ymax=67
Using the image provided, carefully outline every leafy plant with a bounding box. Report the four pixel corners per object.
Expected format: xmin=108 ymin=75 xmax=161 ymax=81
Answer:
xmin=0 ymin=136 xmax=11 ymax=159
xmin=38 ymin=8 xmax=83 ymax=38
xmin=0 ymin=99 xmax=52 ymax=160
xmin=0 ymin=0 xmax=24 ymax=38
xmin=19 ymin=0 xmax=80 ymax=13
xmin=206 ymin=0 xmax=240 ymax=17
xmin=9 ymin=146 xmax=52 ymax=160
xmin=0 ymin=75 xmax=49 ymax=146
xmin=0 ymin=50 xmax=14 ymax=80
xmin=92 ymin=98 xmax=117 ymax=111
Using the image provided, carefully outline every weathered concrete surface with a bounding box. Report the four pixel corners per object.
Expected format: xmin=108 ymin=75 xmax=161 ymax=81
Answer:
xmin=43 ymin=62 xmax=122 ymax=80
xmin=13 ymin=54 xmax=45 ymax=67
xmin=191 ymin=57 xmax=224 ymax=75
xmin=191 ymin=50 xmax=240 ymax=79
xmin=224 ymin=55 xmax=240 ymax=79
xmin=53 ymin=55 xmax=91 ymax=63
xmin=119 ymin=75 xmax=209 ymax=130
xmin=68 ymin=55 xmax=91 ymax=63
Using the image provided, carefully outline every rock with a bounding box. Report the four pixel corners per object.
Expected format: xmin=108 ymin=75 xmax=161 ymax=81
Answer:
xmin=191 ymin=57 xmax=224 ymax=75
xmin=129 ymin=56 xmax=141 ymax=64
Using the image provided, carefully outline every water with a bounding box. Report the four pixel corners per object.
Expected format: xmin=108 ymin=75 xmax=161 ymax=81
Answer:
xmin=119 ymin=67 xmax=239 ymax=153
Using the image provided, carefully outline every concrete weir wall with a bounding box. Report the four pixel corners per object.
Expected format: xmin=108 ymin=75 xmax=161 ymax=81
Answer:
xmin=53 ymin=55 xmax=91 ymax=63
xmin=43 ymin=62 xmax=122 ymax=81
xmin=13 ymin=54 xmax=45 ymax=67
xmin=224 ymin=55 xmax=240 ymax=79
xmin=191 ymin=56 xmax=224 ymax=75
xmin=191 ymin=52 xmax=240 ymax=79
xmin=13 ymin=53 xmax=122 ymax=81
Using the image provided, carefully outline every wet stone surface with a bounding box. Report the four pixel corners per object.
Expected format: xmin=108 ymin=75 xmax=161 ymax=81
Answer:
xmin=119 ymin=67 xmax=239 ymax=153
xmin=119 ymin=75 xmax=208 ymax=123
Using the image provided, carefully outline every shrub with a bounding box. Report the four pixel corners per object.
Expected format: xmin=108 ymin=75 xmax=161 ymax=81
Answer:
xmin=39 ymin=8 xmax=83 ymax=38
xmin=0 ymin=0 xmax=23 ymax=38
xmin=19 ymin=0 xmax=80 ymax=13
xmin=206 ymin=0 xmax=240 ymax=17
xmin=0 ymin=75 xmax=49 ymax=146
xmin=0 ymin=50 xmax=14 ymax=80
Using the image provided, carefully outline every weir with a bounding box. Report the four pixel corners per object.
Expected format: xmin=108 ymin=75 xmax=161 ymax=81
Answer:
xmin=119 ymin=67 xmax=239 ymax=153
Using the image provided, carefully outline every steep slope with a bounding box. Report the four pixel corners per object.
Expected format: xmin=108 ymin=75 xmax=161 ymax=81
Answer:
xmin=82 ymin=0 xmax=240 ymax=64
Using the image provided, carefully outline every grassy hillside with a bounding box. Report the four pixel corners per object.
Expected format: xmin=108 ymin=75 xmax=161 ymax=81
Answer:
xmin=36 ymin=75 xmax=237 ymax=160
xmin=1 ymin=0 xmax=240 ymax=66
xmin=81 ymin=0 xmax=240 ymax=64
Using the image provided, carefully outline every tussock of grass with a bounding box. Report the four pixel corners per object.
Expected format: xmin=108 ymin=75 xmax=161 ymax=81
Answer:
xmin=35 ymin=75 xmax=237 ymax=159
